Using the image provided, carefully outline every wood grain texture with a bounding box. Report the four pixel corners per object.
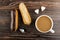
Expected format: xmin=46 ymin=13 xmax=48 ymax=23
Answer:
xmin=0 ymin=0 xmax=60 ymax=40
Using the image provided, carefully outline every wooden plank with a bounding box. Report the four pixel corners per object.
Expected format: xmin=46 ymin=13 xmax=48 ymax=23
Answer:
xmin=0 ymin=2 xmax=60 ymax=10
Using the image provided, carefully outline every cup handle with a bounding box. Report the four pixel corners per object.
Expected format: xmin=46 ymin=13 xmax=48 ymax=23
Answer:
xmin=50 ymin=29 xmax=55 ymax=33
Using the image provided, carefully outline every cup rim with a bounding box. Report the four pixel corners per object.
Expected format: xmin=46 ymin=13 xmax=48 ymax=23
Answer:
xmin=35 ymin=15 xmax=53 ymax=33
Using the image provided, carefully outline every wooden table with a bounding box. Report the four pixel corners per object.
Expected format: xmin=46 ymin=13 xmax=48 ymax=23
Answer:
xmin=0 ymin=0 xmax=60 ymax=40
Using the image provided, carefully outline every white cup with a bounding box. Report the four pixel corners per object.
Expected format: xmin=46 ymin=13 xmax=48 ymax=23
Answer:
xmin=35 ymin=15 xmax=55 ymax=33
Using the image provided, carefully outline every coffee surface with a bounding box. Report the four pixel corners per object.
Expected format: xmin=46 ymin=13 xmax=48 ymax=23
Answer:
xmin=36 ymin=16 xmax=52 ymax=32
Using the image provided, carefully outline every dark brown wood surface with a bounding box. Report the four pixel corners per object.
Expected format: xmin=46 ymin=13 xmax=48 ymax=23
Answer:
xmin=0 ymin=0 xmax=60 ymax=40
